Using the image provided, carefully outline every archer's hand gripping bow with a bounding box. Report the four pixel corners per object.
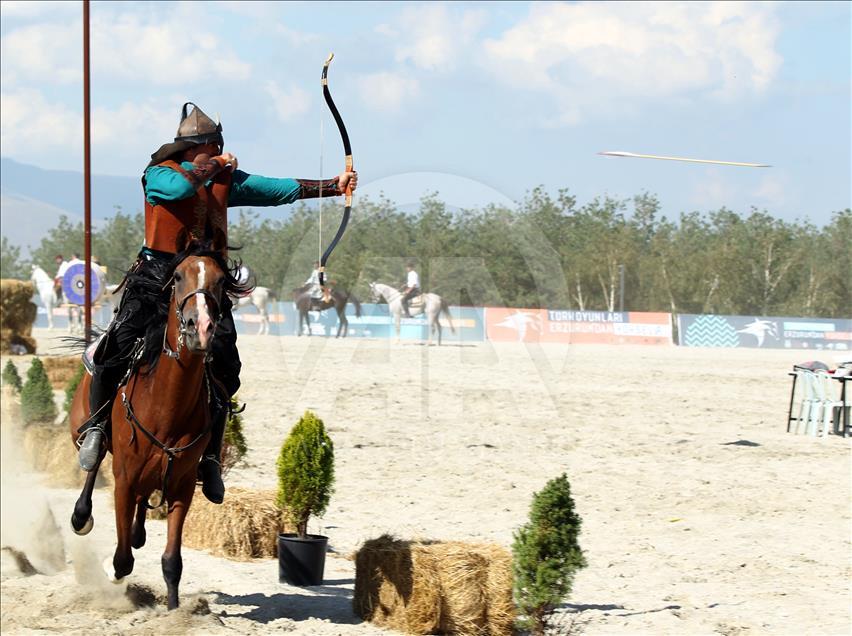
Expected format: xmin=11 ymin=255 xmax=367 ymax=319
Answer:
xmin=319 ymin=53 xmax=353 ymax=287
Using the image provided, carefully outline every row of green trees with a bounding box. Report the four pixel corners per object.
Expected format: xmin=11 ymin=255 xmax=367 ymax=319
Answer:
xmin=2 ymin=193 xmax=849 ymax=317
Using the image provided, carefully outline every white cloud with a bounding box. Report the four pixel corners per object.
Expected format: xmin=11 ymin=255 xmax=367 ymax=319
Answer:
xmin=1 ymin=8 xmax=252 ymax=89
xmin=264 ymin=81 xmax=312 ymax=122
xmin=0 ymin=88 xmax=181 ymax=173
xmin=357 ymin=72 xmax=420 ymax=113
xmin=0 ymin=1 xmax=77 ymax=19
xmin=752 ymin=174 xmax=787 ymax=207
xmin=0 ymin=89 xmax=81 ymax=159
xmin=1 ymin=19 xmax=82 ymax=85
xmin=92 ymin=13 xmax=252 ymax=85
xmin=689 ymin=169 xmax=739 ymax=209
xmin=382 ymin=4 xmax=486 ymax=72
xmin=482 ymin=1 xmax=782 ymax=123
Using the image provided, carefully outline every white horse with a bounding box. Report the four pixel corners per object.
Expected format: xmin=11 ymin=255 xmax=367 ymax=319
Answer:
xmin=369 ymin=282 xmax=455 ymax=345
xmin=30 ymin=265 xmax=57 ymax=330
xmin=231 ymin=286 xmax=275 ymax=335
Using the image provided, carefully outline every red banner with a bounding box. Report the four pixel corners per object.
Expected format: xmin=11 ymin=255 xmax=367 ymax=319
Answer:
xmin=485 ymin=308 xmax=672 ymax=344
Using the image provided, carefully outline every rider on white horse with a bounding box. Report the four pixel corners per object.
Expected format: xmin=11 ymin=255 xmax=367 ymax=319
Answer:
xmin=401 ymin=263 xmax=420 ymax=318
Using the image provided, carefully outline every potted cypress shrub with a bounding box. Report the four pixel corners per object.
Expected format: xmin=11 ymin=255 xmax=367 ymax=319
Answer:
xmin=512 ymin=473 xmax=587 ymax=635
xmin=276 ymin=410 xmax=335 ymax=586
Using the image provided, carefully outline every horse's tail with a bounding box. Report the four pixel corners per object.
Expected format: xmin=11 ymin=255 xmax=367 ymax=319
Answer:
xmin=350 ymin=294 xmax=362 ymax=318
xmin=440 ymin=297 xmax=455 ymax=333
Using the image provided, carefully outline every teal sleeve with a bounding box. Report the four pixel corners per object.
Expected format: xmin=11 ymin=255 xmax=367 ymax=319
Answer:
xmin=228 ymin=170 xmax=302 ymax=207
xmin=144 ymin=163 xmax=196 ymax=204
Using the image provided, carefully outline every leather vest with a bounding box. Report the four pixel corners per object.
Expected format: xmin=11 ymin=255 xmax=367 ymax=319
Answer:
xmin=143 ymin=160 xmax=231 ymax=254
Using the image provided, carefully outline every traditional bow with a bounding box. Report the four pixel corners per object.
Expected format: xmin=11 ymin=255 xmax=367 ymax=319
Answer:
xmin=319 ymin=53 xmax=353 ymax=287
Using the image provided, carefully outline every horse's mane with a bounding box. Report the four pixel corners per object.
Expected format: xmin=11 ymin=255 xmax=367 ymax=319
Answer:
xmin=136 ymin=240 xmax=254 ymax=373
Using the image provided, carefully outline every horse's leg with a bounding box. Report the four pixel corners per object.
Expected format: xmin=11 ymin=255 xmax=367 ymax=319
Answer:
xmin=306 ymin=310 xmax=312 ymax=336
xmin=260 ymin=308 xmax=269 ymax=335
xmin=162 ymin=474 xmax=196 ymax=610
xmin=70 ymin=447 xmax=106 ymax=535
xmin=108 ymin=482 xmax=136 ymax=582
xmin=336 ymin=306 xmax=346 ymax=338
xmin=131 ymin=497 xmax=148 ymax=549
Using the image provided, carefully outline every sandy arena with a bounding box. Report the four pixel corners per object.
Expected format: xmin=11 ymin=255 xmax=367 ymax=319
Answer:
xmin=1 ymin=327 xmax=850 ymax=635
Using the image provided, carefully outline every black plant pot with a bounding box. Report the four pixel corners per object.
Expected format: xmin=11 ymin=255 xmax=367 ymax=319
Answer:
xmin=277 ymin=533 xmax=328 ymax=586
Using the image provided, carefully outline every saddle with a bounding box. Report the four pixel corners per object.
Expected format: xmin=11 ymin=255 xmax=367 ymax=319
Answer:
xmin=406 ymin=294 xmax=425 ymax=312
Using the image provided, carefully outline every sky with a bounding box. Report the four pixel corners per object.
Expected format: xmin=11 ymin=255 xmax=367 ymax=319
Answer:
xmin=1 ymin=0 xmax=849 ymax=227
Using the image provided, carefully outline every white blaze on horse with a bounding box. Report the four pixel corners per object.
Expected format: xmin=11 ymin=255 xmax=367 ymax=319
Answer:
xmin=30 ymin=265 xmax=57 ymax=329
xmin=369 ymin=282 xmax=455 ymax=345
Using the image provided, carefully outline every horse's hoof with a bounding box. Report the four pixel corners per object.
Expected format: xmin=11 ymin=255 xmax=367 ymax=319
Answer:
xmin=71 ymin=514 xmax=94 ymax=536
xmin=102 ymin=557 xmax=125 ymax=584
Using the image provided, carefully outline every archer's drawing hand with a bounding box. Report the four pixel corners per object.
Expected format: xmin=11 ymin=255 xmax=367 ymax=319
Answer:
xmin=218 ymin=153 xmax=238 ymax=171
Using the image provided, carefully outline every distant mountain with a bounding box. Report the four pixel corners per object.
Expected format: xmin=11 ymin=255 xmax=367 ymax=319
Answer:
xmin=1 ymin=157 xmax=141 ymax=254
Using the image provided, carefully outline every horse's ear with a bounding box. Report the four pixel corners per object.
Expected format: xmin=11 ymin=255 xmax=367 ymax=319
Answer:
xmin=175 ymin=227 xmax=193 ymax=254
xmin=212 ymin=228 xmax=227 ymax=253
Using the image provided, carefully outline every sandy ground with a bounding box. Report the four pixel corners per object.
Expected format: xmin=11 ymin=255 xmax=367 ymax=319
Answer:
xmin=1 ymin=327 xmax=850 ymax=635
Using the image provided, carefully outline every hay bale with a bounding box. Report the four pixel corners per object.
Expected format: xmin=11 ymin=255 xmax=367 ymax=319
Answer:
xmin=181 ymin=487 xmax=291 ymax=560
xmin=0 ymin=280 xmax=37 ymax=354
xmin=22 ymin=422 xmax=113 ymax=489
xmin=42 ymin=356 xmax=83 ymax=390
xmin=354 ymin=535 xmax=515 ymax=635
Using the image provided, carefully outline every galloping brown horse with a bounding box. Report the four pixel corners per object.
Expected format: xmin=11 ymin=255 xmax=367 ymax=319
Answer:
xmin=293 ymin=284 xmax=362 ymax=337
xmin=68 ymin=234 xmax=245 ymax=609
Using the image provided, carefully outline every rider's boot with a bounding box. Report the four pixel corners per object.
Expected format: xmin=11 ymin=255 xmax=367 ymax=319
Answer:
xmin=78 ymin=368 xmax=115 ymax=472
xmin=403 ymin=302 xmax=412 ymax=319
xmin=198 ymin=403 xmax=227 ymax=504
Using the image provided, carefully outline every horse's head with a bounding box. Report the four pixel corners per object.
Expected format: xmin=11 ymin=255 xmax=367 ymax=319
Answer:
xmin=172 ymin=255 xmax=224 ymax=352
xmin=369 ymin=282 xmax=379 ymax=302
xmin=169 ymin=232 xmax=251 ymax=354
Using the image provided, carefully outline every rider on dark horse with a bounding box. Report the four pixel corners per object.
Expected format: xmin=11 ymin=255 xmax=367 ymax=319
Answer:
xmin=78 ymin=102 xmax=357 ymax=503
xmin=304 ymin=260 xmax=332 ymax=309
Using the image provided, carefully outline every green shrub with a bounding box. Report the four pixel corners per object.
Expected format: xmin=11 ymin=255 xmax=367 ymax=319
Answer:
xmin=2 ymin=360 xmax=22 ymax=392
xmin=276 ymin=410 xmax=335 ymax=538
xmin=221 ymin=395 xmax=248 ymax=477
xmin=512 ymin=473 xmax=587 ymax=636
xmin=63 ymin=363 xmax=86 ymax=417
xmin=20 ymin=358 xmax=58 ymax=424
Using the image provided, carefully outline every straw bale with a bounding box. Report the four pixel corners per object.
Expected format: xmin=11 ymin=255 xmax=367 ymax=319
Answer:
xmin=0 ymin=280 xmax=37 ymax=354
xmin=42 ymin=355 xmax=83 ymax=390
xmin=181 ymin=487 xmax=291 ymax=560
xmin=0 ymin=329 xmax=37 ymax=355
xmin=22 ymin=422 xmax=113 ymax=489
xmin=354 ymin=535 xmax=515 ymax=635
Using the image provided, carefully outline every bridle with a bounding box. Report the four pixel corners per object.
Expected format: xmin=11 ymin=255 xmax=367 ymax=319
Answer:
xmin=162 ymin=279 xmax=222 ymax=360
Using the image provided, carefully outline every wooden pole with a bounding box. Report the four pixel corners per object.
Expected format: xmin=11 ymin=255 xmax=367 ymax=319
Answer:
xmin=83 ymin=0 xmax=92 ymax=341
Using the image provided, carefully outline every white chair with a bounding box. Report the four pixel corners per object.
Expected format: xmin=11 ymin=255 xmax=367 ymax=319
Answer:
xmin=794 ymin=370 xmax=821 ymax=435
xmin=811 ymin=371 xmax=843 ymax=437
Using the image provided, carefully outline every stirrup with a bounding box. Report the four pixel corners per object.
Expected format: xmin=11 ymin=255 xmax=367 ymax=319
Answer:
xmin=78 ymin=424 xmax=105 ymax=472
xmin=199 ymin=456 xmax=224 ymax=504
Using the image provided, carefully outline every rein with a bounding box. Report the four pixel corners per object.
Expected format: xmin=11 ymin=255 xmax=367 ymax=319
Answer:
xmin=162 ymin=283 xmax=222 ymax=360
xmin=121 ymin=367 xmax=213 ymax=510
xmin=123 ymin=275 xmax=221 ymax=509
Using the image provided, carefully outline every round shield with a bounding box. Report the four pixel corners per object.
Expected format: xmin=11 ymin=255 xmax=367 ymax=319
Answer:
xmin=62 ymin=262 xmax=105 ymax=305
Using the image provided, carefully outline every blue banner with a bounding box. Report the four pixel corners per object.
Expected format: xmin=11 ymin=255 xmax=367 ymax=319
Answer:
xmin=232 ymin=302 xmax=486 ymax=342
xmin=677 ymin=314 xmax=852 ymax=350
